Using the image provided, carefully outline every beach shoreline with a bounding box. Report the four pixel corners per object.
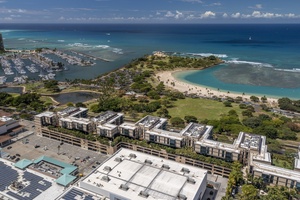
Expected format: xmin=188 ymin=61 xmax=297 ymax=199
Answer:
xmin=156 ymin=69 xmax=279 ymax=105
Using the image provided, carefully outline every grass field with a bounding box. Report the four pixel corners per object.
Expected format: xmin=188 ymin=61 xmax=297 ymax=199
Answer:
xmin=167 ymin=98 xmax=243 ymax=120
xmin=40 ymin=96 xmax=55 ymax=104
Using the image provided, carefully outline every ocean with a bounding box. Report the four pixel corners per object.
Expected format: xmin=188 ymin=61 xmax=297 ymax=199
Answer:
xmin=0 ymin=24 xmax=300 ymax=99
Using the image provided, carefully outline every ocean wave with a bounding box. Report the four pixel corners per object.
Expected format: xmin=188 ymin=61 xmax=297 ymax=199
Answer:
xmin=67 ymin=43 xmax=110 ymax=49
xmin=226 ymin=60 xmax=274 ymax=68
xmin=112 ymin=48 xmax=123 ymax=54
xmin=274 ymin=68 xmax=300 ymax=73
xmin=186 ymin=53 xmax=228 ymax=58
xmin=0 ymin=30 xmax=14 ymax=33
xmin=95 ymin=45 xmax=110 ymax=49
xmin=18 ymin=38 xmax=25 ymax=40
xmin=57 ymin=40 xmax=65 ymax=42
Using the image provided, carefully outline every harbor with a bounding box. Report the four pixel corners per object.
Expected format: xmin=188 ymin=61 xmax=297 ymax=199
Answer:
xmin=0 ymin=48 xmax=98 ymax=84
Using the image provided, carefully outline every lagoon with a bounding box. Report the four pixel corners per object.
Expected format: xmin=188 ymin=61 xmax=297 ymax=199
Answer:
xmin=51 ymin=92 xmax=99 ymax=105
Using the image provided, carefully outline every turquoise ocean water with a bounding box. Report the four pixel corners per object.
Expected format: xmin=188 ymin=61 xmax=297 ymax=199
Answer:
xmin=0 ymin=24 xmax=299 ymax=99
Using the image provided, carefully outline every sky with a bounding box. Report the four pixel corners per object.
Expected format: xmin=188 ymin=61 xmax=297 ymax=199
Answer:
xmin=0 ymin=0 xmax=299 ymax=23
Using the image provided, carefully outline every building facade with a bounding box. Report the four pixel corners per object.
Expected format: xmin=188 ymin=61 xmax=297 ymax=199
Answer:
xmin=35 ymin=108 xmax=300 ymax=191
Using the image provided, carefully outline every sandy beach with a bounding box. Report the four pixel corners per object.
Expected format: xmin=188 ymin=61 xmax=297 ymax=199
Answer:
xmin=156 ymin=69 xmax=278 ymax=105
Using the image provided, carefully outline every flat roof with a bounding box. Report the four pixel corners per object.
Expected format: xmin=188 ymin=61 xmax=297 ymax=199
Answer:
xmin=58 ymin=107 xmax=88 ymax=117
xmin=94 ymin=111 xmax=123 ymax=124
xmin=135 ymin=116 xmax=167 ymax=129
xmin=80 ymin=148 xmax=207 ymax=200
xmin=119 ymin=122 xmax=137 ymax=130
xmin=97 ymin=123 xmax=117 ymax=130
xmin=60 ymin=117 xmax=91 ymax=125
xmin=253 ymin=161 xmax=300 ymax=182
xmin=181 ymin=123 xmax=213 ymax=138
xmin=239 ymin=133 xmax=262 ymax=151
xmin=0 ymin=116 xmax=13 ymax=122
xmin=33 ymin=155 xmax=77 ymax=175
xmin=56 ymin=186 xmax=104 ymax=200
xmin=196 ymin=139 xmax=240 ymax=154
xmin=0 ymin=159 xmax=65 ymax=200
xmin=36 ymin=111 xmax=55 ymax=118
xmin=0 ymin=134 xmax=12 ymax=143
xmin=147 ymin=129 xmax=183 ymax=141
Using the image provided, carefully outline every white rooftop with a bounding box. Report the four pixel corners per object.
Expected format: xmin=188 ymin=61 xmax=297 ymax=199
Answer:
xmin=35 ymin=112 xmax=55 ymax=118
xmin=253 ymin=161 xmax=300 ymax=182
xmin=0 ymin=116 xmax=13 ymax=122
xmin=136 ymin=116 xmax=167 ymax=129
xmin=196 ymin=139 xmax=240 ymax=154
xmin=147 ymin=129 xmax=183 ymax=141
xmin=180 ymin=123 xmax=212 ymax=138
xmin=119 ymin=122 xmax=137 ymax=130
xmin=97 ymin=123 xmax=117 ymax=130
xmin=80 ymin=148 xmax=207 ymax=200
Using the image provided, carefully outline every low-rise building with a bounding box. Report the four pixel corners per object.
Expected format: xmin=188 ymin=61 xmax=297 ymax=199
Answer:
xmin=0 ymin=116 xmax=20 ymax=135
xmin=34 ymin=109 xmax=300 ymax=190
xmin=79 ymin=148 xmax=208 ymax=200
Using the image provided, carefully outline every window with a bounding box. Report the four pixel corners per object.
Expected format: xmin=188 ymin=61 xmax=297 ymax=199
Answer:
xmin=291 ymin=180 xmax=295 ymax=188
xmin=206 ymin=147 xmax=210 ymax=154
xmin=200 ymin=146 xmax=207 ymax=155
xmin=296 ymin=182 xmax=300 ymax=191
xmin=170 ymin=139 xmax=176 ymax=147
xmin=122 ymin=129 xmax=129 ymax=136
xmin=225 ymin=152 xmax=232 ymax=162
xmin=222 ymin=150 xmax=225 ymax=157
xmin=262 ymin=174 xmax=270 ymax=183
xmin=100 ymin=129 xmax=107 ymax=136
xmin=150 ymin=135 xmax=157 ymax=142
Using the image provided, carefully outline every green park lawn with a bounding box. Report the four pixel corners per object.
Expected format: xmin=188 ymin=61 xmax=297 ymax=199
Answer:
xmin=167 ymin=98 xmax=243 ymax=121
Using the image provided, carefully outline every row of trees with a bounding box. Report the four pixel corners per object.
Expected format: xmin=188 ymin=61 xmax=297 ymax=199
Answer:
xmin=0 ymin=92 xmax=46 ymax=113
xmin=278 ymin=97 xmax=300 ymax=112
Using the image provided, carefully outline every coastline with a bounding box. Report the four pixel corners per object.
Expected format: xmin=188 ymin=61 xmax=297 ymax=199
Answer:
xmin=156 ymin=69 xmax=279 ymax=105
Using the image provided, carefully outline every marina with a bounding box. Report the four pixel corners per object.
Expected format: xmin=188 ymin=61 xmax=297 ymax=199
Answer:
xmin=0 ymin=48 xmax=96 ymax=84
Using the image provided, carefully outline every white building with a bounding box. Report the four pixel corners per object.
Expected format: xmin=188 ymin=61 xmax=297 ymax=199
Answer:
xmin=0 ymin=116 xmax=19 ymax=135
xmin=79 ymin=148 xmax=208 ymax=200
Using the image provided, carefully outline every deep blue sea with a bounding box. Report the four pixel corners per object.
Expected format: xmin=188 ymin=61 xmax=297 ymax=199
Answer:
xmin=0 ymin=24 xmax=300 ymax=99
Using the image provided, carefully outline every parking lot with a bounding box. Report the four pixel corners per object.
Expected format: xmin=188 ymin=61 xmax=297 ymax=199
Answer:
xmin=2 ymin=133 xmax=109 ymax=176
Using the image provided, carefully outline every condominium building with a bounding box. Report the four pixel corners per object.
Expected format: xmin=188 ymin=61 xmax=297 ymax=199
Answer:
xmin=35 ymin=109 xmax=300 ymax=190
xmin=94 ymin=111 xmax=124 ymax=138
xmin=57 ymin=107 xmax=88 ymax=118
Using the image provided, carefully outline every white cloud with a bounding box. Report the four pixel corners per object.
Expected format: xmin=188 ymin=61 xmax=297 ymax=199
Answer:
xmin=200 ymin=11 xmax=215 ymax=19
xmin=230 ymin=11 xmax=299 ymax=19
xmin=256 ymin=4 xmax=263 ymax=9
xmin=249 ymin=4 xmax=263 ymax=9
xmin=285 ymin=13 xmax=297 ymax=18
xmin=222 ymin=13 xmax=228 ymax=18
xmin=165 ymin=11 xmax=175 ymax=17
xmin=231 ymin=12 xmax=241 ymax=18
xmin=175 ymin=10 xmax=183 ymax=19
xmin=181 ymin=0 xmax=202 ymax=3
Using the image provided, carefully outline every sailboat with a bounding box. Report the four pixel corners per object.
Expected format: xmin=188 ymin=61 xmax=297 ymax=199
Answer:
xmin=249 ymin=36 xmax=252 ymax=41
